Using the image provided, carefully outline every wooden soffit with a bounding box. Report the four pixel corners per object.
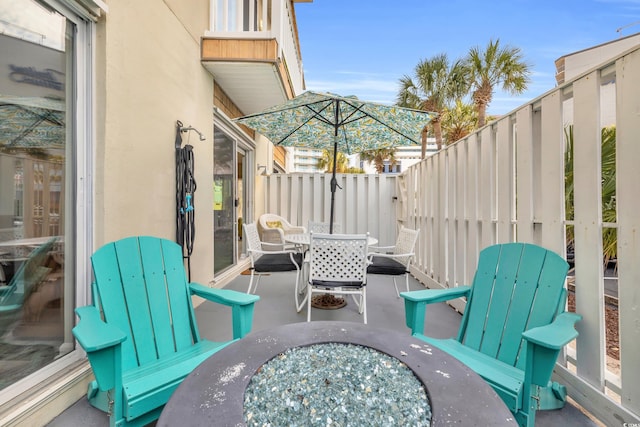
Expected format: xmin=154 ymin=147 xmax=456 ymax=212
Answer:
xmin=202 ymin=38 xmax=294 ymax=115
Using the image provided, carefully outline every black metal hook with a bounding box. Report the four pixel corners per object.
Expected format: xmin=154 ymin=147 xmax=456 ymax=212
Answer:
xmin=175 ymin=120 xmax=184 ymax=149
xmin=176 ymin=120 xmax=205 ymax=149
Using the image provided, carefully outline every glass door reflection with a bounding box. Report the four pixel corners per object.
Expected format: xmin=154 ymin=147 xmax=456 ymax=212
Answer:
xmin=213 ymin=128 xmax=235 ymax=274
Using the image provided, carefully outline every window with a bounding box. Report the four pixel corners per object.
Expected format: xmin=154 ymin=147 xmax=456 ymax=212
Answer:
xmin=0 ymin=0 xmax=92 ymax=396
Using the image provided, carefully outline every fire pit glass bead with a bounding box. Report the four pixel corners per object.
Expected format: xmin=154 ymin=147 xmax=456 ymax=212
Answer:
xmin=244 ymin=343 xmax=431 ymax=426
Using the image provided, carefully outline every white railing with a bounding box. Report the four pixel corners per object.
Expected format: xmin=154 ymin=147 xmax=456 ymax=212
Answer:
xmin=210 ymin=0 xmax=270 ymax=33
xmin=208 ymin=0 xmax=304 ymax=94
xmin=398 ymin=46 xmax=640 ymax=426
xmin=264 ymin=46 xmax=640 ymax=426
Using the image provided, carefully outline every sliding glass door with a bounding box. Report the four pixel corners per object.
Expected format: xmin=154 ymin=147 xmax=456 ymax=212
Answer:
xmin=213 ymin=128 xmax=235 ymax=274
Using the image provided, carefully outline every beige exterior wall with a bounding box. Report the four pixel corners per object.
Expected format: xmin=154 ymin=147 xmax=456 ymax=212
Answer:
xmin=95 ymin=0 xmax=217 ymax=284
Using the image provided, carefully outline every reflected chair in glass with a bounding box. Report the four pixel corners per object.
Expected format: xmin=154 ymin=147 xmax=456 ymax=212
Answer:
xmin=307 ymin=232 xmax=369 ymax=323
xmin=0 ymin=237 xmax=57 ymax=333
xmin=243 ymin=223 xmax=306 ymax=312
xmin=367 ymin=226 xmax=420 ymax=297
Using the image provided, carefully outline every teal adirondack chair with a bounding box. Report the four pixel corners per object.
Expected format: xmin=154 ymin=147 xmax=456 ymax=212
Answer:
xmin=401 ymin=243 xmax=581 ymax=427
xmin=72 ymin=236 xmax=259 ymax=427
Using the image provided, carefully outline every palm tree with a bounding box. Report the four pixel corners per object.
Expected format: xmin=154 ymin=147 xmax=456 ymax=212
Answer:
xmin=465 ymin=39 xmax=531 ymax=128
xmin=441 ymin=100 xmax=477 ymax=144
xmin=360 ymin=148 xmax=397 ymax=173
xmin=397 ymin=53 xmax=468 ymax=156
xmin=317 ymin=149 xmax=349 ymax=173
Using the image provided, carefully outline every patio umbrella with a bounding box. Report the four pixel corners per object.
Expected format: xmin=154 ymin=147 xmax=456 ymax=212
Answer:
xmin=0 ymin=95 xmax=65 ymax=155
xmin=234 ymin=91 xmax=435 ymax=233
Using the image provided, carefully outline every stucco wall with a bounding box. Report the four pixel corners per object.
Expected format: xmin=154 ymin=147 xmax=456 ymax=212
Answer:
xmin=94 ymin=0 xmax=216 ymax=284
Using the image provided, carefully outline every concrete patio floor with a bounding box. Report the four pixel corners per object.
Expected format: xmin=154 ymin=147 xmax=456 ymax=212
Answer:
xmin=48 ymin=271 xmax=600 ymax=426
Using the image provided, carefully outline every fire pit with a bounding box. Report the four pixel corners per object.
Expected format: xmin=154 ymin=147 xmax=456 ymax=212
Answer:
xmin=158 ymin=321 xmax=516 ymax=426
xmin=244 ymin=342 xmax=430 ymax=425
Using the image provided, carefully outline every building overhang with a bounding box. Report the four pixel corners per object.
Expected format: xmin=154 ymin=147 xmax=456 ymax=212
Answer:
xmin=201 ymin=38 xmax=294 ymax=115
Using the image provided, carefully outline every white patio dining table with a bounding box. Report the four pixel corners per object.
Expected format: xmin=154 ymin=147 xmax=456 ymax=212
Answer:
xmin=284 ymin=233 xmax=378 ymax=247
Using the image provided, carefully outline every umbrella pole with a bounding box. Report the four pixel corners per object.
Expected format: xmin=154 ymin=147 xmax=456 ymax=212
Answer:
xmin=329 ymin=136 xmax=338 ymax=234
xmin=313 ymin=134 xmax=347 ymax=310
xmin=311 ymin=111 xmax=348 ymax=310
xmin=329 ymin=104 xmax=340 ymax=235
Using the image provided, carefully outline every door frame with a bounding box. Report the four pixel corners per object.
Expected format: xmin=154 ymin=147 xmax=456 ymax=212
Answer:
xmin=213 ymin=107 xmax=255 ymax=275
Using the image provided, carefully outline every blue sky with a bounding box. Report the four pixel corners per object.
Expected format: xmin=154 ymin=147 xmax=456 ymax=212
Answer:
xmin=295 ymin=0 xmax=640 ymax=114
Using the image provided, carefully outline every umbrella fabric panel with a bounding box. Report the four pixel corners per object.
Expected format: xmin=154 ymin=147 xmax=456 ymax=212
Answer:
xmin=0 ymin=96 xmax=65 ymax=150
xmin=235 ymin=92 xmax=435 ymax=155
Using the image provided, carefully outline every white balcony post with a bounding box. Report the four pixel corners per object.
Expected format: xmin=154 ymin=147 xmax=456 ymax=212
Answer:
xmin=271 ymin=0 xmax=283 ymax=43
xmin=247 ymin=0 xmax=256 ymax=32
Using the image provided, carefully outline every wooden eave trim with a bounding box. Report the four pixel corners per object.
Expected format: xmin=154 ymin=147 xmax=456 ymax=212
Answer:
xmin=277 ymin=61 xmax=295 ymax=100
xmin=201 ymin=38 xmax=279 ymax=62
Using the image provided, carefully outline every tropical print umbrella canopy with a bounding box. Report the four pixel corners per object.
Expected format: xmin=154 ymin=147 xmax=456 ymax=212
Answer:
xmin=235 ymin=91 xmax=435 ymax=155
xmin=235 ymin=91 xmax=435 ymax=233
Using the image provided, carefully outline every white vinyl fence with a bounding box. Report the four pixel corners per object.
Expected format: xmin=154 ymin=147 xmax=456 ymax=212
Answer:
xmin=262 ymin=172 xmax=399 ymax=247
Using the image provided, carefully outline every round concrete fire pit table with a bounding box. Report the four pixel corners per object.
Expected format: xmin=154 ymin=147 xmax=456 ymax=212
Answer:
xmin=158 ymin=321 xmax=516 ymax=426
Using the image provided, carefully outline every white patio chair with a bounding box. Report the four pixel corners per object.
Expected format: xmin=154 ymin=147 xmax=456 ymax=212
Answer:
xmin=307 ymin=232 xmax=369 ymax=323
xmin=367 ymin=226 xmax=420 ymax=297
xmin=304 ymin=222 xmax=341 ymax=276
xmin=258 ymin=213 xmax=306 ymax=250
xmin=243 ymin=223 xmax=307 ymax=312
xmin=307 ymin=221 xmax=341 ymax=233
